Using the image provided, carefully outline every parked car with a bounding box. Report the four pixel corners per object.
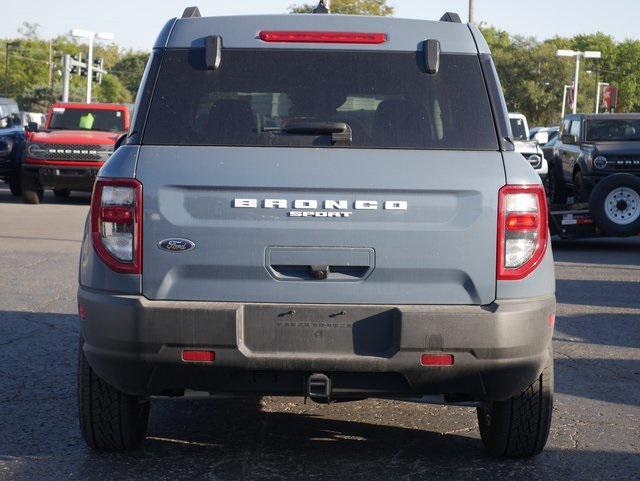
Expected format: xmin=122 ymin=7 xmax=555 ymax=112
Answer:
xmin=0 ymin=97 xmax=25 ymax=196
xmin=509 ymin=113 xmax=548 ymax=180
xmin=548 ymin=113 xmax=640 ymax=235
xmin=77 ymin=8 xmax=556 ymax=458
xmin=21 ymin=102 xmax=129 ymax=204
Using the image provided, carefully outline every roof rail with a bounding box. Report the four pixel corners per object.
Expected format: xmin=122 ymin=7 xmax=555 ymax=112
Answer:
xmin=182 ymin=6 xmax=202 ymax=18
xmin=439 ymin=12 xmax=462 ymax=23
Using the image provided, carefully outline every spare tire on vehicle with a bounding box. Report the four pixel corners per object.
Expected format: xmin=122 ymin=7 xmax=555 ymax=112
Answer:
xmin=589 ymin=173 xmax=640 ymax=237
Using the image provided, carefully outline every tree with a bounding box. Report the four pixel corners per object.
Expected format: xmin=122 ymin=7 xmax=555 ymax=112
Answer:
xmin=94 ymin=75 xmax=132 ymax=104
xmin=111 ymin=52 xmax=149 ymax=96
xmin=289 ymin=0 xmax=393 ymax=16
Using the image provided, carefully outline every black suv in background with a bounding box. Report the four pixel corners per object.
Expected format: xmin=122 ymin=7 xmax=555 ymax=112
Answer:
xmin=548 ymin=113 xmax=640 ymax=236
xmin=0 ymin=97 xmax=24 ymax=196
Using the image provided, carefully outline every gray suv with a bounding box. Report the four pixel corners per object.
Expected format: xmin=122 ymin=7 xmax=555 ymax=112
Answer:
xmin=77 ymin=7 xmax=556 ymax=458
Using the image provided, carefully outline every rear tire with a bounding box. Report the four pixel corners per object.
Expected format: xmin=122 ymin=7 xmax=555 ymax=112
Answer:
xmin=477 ymin=348 xmax=554 ymax=458
xmin=78 ymin=337 xmax=149 ymax=451
xmin=53 ymin=188 xmax=70 ymax=198
xmin=8 ymin=173 xmax=21 ymax=196
xmin=589 ymin=173 xmax=640 ymax=236
xmin=548 ymin=159 xmax=567 ymax=204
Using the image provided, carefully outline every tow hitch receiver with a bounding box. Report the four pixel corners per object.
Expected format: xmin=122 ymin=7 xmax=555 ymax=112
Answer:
xmin=307 ymin=373 xmax=332 ymax=404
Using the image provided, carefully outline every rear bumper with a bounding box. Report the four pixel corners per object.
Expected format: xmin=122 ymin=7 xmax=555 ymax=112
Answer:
xmin=78 ymin=287 xmax=555 ymax=402
xmin=23 ymin=163 xmax=101 ymax=190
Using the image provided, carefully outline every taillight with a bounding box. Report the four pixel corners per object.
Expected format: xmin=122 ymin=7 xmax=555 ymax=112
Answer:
xmin=497 ymin=185 xmax=548 ymax=280
xmin=258 ymin=31 xmax=387 ymax=44
xmin=91 ymin=178 xmax=142 ymax=274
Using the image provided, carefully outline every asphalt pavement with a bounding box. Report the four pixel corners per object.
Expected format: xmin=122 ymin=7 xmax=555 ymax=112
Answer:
xmin=0 ymin=185 xmax=638 ymax=481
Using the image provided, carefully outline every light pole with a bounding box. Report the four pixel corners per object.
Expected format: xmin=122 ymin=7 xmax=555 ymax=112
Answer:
xmin=595 ymin=82 xmax=609 ymax=114
xmin=556 ymin=49 xmax=601 ymax=114
xmin=70 ymin=29 xmax=114 ymax=103
xmin=469 ymin=0 xmax=476 ymax=23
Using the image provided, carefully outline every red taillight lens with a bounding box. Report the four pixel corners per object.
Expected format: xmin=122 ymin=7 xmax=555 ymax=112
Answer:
xmin=497 ymin=185 xmax=548 ymax=280
xmin=182 ymin=350 xmax=215 ymax=362
xmin=91 ymin=178 xmax=142 ymax=274
xmin=259 ymin=31 xmax=387 ymax=44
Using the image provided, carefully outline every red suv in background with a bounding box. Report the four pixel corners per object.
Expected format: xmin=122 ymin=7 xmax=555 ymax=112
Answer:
xmin=22 ymin=103 xmax=129 ymax=203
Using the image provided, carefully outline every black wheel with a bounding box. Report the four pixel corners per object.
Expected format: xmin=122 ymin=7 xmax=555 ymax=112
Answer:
xmin=573 ymin=170 xmax=592 ymax=203
xmin=589 ymin=173 xmax=640 ymax=237
xmin=8 ymin=173 xmax=21 ymax=196
xmin=54 ymin=188 xmax=71 ymax=198
xmin=78 ymin=337 xmax=149 ymax=451
xmin=548 ymin=159 xmax=567 ymax=204
xmin=477 ymin=348 xmax=554 ymax=458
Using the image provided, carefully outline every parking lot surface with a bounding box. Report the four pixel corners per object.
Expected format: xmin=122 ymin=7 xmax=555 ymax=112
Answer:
xmin=0 ymin=186 xmax=638 ymax=481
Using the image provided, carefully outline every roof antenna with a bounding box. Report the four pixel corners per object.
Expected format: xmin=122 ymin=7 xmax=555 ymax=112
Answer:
xmin=313 ymin=0 xmax=329 ymax=14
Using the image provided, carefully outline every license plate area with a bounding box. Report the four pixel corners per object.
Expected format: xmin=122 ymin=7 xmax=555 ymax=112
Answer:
xmin=242 ymin=305 xmax=401 ymax=357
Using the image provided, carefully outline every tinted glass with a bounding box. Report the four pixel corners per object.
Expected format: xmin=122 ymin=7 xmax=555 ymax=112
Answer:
xmin=509 ymin=118 xmax=528 ymax=140
xmin=586 ymin=119 xmax=640 ymax=141
xmin=49 ymin=107 xmax=125 ymax=132
xmin=143 ymin=49 xmax=498 ymax=150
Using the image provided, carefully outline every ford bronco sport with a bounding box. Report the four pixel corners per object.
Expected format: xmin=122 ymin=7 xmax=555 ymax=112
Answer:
xmin=77 ymin=7 xmax=556 ymax=457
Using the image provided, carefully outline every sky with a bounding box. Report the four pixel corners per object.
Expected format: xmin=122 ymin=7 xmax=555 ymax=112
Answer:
xmin=1 ymin=0 xmax=639 ymax=51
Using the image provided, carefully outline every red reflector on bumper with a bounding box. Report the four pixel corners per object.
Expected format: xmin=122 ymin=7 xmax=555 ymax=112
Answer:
xmin=420 ymin=354 xmax=454 ymax=366
xmin=182 ymin=350 xmax=215 ymax=362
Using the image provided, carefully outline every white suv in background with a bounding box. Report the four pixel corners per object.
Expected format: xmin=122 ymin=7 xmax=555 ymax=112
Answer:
xmin=509 ymin=112 xmax=548 ymax=181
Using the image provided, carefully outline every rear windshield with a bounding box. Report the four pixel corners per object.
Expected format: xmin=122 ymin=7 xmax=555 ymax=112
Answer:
xmin=142 ymin=49 xmax=498 ymax=150
xmin=49 ymin=107 xmax=125 ymax=132
xmin=586 ymin=119 xmax=640 ymax=142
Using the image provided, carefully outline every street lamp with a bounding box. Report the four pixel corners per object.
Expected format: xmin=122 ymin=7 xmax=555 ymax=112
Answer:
xmin=557 ymin=49 xmax=602 ymax=114
xmin=70 ymin=29 xmax=114 ymax=103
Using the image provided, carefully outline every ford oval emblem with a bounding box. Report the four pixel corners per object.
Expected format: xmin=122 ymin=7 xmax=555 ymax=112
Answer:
xmin=158 ymin=238 xmax=196 ymax=252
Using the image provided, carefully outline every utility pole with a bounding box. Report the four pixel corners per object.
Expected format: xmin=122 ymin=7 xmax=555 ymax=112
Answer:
xmin=47 ymin=41 xmax=53 ymax=90
xmin=4 ymin=41 xmax=19 ymax=97
xmin=62 ymin=54 xmax=71 ymax=102
xmin=468 ymin=0 xmax=476 ymax=24
xmin=326 ymin=0 xmax=331 ymax=12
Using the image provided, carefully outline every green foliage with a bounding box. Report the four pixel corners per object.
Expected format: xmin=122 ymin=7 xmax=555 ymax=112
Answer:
xmin=94 ymin=75 xmax=132 ymax=104
xmin=482 ymin=26 xmax=640 ymax=125
xmin=1 ymin=27 xmax=147 ymax=110
xmin=290 ymin=0 xmax=393 ymax=16
xmin=111 ymin=53 xmax=149 ymax=96
xmin=16 ymin=86 xmax=55 ymax=112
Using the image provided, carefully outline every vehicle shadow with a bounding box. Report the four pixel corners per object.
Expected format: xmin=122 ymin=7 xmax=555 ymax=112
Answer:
xmin=0 ymin=185 xmax=91 ymax=205
xmin=552 ymin=237 xmax=640 ymax=267
xmin=555 ymin=312 xmax=640 ymax=350
xmin=556 ymin=278 xmax=640 ymax=309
